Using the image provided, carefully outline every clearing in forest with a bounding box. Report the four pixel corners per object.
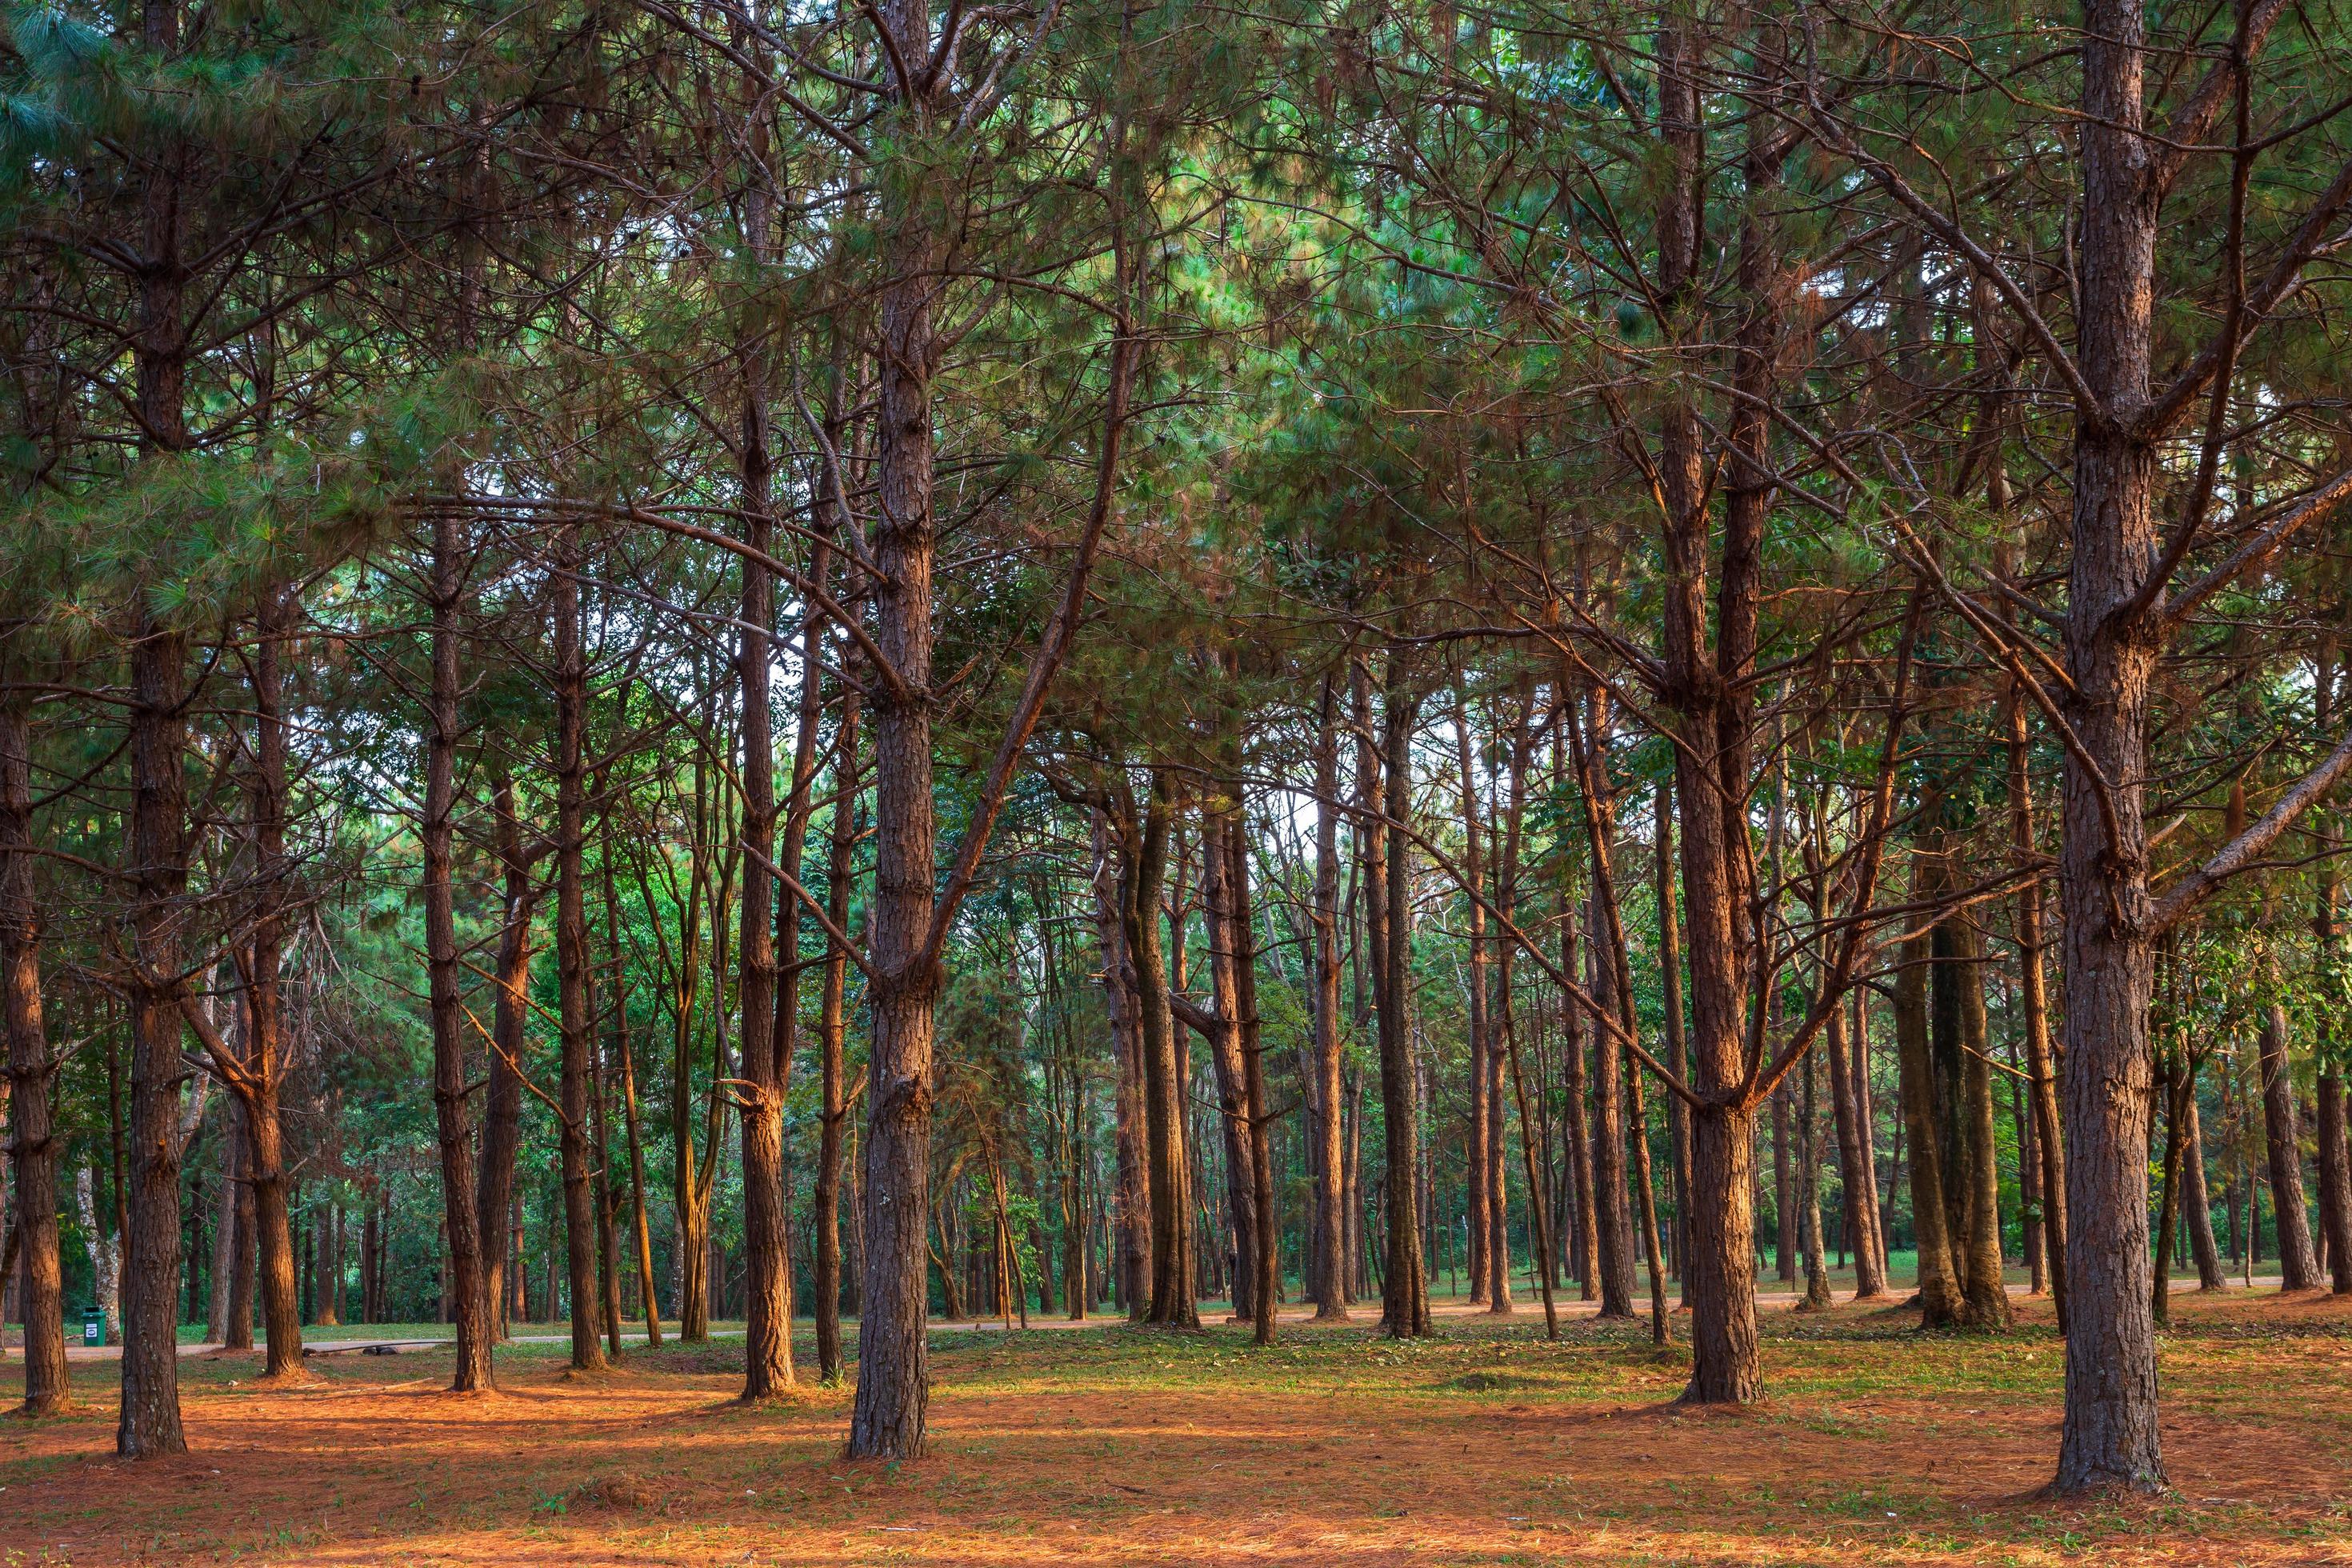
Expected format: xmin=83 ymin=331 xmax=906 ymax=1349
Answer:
xmin=2 ymin=1287 xmax=2346 ymax=1566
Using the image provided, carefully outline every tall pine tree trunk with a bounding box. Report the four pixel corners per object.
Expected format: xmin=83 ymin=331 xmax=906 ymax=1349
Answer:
xmin=1 ymin=697 xmax=66 ymax=1413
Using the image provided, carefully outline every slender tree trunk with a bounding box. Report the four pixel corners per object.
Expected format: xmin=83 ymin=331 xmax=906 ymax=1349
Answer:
xmin=1 ymin=698 xmax=66 ymax=1413
xmin=735 ymin=346 xmax=792 ymax=1397
xmin=2260 ymin=1002 xmax=2318 ymax=1290
xmin=234 ymin=587 xmax=306 ymax=1380
xmin=1454 ymin=694 xmax=1492 ymax=1305
xmin=2006 ymin=680 xmax=2068 ymax=1331
xmin=1655 ymin=777 xmax=1692 ymax=1298
xmin=1308 ymin=675 xmax=1349 ymax=1320
xmin=2180 ymin=1080 xmax=2224 ymax=1290
xmin=1826 ymin=992 xmax=1886 ymax=1299
xmin=1221 ymin=810 xmax=1278 ymax=1345
xmin=1128 ymin=776 xmax=1198 ymax=1328
xmin=1202 ymin=800 xmax=1258 ymax=1324
xmin=815 ymin=694 xmax=861 ymax=1380
xmin=476 ymin=774 xmax=534 ymax=1342
xmin=605 ymin=855 xmax=662 ymax=1350
xmin=551 ymin=524 xmax=606 ymax=1374
xmin=1895 ymin=904 xmax=1960 ymax=1324
xmin=424 ymin=506 xmax=494 ymax=1394
xmin=1934 ymin=885 xmax=2010 ymax=1328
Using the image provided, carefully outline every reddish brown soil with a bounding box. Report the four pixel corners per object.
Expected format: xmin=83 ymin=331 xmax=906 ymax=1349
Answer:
xmin=4 ymin=1288 xmax=2348 ymax=1565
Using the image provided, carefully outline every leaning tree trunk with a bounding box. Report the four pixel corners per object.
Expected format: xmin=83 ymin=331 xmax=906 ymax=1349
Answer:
xmin=1 ymin=697 xmax=66 ymax=1414
xmin=2180 ymin=1085 xmax=2226 ymax=1290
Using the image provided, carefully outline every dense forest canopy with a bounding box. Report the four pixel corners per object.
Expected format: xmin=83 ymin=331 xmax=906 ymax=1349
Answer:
xmin=2 ymin=0 xmax=2349 ymax=1509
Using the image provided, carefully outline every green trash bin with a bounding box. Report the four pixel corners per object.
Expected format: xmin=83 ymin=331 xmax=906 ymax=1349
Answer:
xmin=82 ymin=1306 xmax=104 ymax=1347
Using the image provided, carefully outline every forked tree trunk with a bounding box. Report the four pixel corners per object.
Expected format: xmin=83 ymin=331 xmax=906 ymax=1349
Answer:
xmin=2 ymin=697 xmax=67 ymax=1414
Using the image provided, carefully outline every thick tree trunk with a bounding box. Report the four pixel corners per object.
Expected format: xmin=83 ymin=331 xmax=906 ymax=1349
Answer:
xmin=1374 ymin=670 xmax=1430 ymax=1336
xmin=121 ymin=622 xmax=190 ymax=1456
xmin=2050 ymin=0 xmax=2174 ymax=1493
xmin=850 ymin=126 xmax=949 ymax=1453
xmin=1 ymin=698 xmax=66 ymax=1413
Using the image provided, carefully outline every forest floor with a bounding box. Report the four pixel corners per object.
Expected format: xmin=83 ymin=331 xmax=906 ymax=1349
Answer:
xmin=4 ymin=1286 xmax=2350 ymax=1566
